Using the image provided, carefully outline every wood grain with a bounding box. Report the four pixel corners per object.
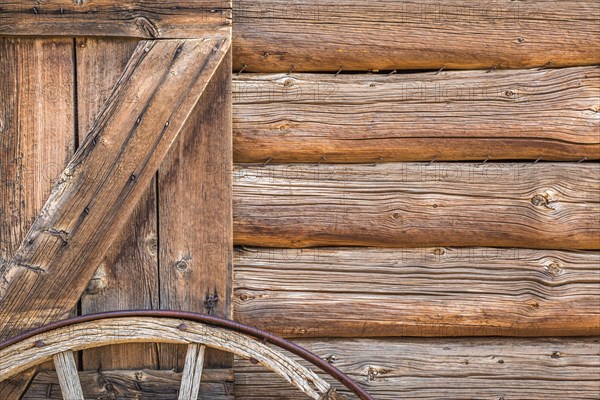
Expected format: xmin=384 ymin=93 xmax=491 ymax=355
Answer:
xmin=0 ymin=317 xmax=330 ymax=399
xmin=159 ymin=48 xmax=233 ymax=370
xmin=233 ymin=0 xmax=600 ymax=71
xmin=52 ymin=351 xmax=84 ymax=400
xmin=179 ymin=344 xmax=207 ymax=400
xmin=233 ymin=163 xmax=600 ymax=250
xmin=0 ymin=0 xmax=231 ymax=38
xmin=24 ymin=369 xmax=235 ymax=400
xmin=234 ymin=247 xmax=600 ymax=338
xmin=0 ymin=37 xmax=75 ymax=400
xmin=233 ymin=67 xmax=600 ymax=162
xmin=0 ymin=37 xmax=230 ymax=340
xmin=234 ymin=337 xmax=600 ymax=399
xmin=76 ymin=37 xmax=161 ymax=371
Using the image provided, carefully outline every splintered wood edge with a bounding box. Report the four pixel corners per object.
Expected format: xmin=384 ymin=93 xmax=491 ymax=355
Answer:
xmin=0 ymin=317 xmax=329 ymax=399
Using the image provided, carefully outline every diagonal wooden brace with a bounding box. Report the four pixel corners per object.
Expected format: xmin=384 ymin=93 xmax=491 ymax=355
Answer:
xmin=0 ymin=37 xmax=230 ymax=341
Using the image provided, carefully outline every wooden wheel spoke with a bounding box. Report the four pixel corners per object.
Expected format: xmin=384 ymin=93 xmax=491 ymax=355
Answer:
xmin=179 ymin=343 xmax=207 ymax=400
xmin=52 ymin=351 xmax=84 ymax=400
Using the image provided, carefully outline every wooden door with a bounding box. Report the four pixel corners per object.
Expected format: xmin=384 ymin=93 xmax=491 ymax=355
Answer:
xmin=0 ymin=2 xmax=233 ymax=398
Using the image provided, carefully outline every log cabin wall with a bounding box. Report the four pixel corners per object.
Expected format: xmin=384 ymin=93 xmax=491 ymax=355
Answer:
xmin=230 ymin=1 xmax=599 ymax=398
xmin=0 ymin=0 xmax=598 ymax=398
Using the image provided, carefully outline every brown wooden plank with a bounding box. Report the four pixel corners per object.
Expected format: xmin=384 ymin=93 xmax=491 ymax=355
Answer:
xmin=24 ymin=369 xmax=235 ymax=400
xmin=233 ymin=67 xmax=600 ymax=163
xmin=75 ymin=37 xmax=161 ymax=371
xmin=0 ymin=0 xmax=231 ymax=38
xmin=233 ymin=0 xmax=600 ymax=72
xmin=233 ymin=163 xmax=600 ymax=250
xmin=158 ymin=48 xmax=233 ymax=369
xmin=234 ymin=337 xmax=600 ymax=399
xmin=0 ymin=37 xmax=75 ymax=400
xmin=235 ymin=247 xmax=600 ymax=338
xmin=0 ymin=37 xmax=231 ymax=341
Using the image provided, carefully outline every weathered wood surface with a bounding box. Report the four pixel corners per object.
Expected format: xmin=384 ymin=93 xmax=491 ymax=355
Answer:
xmin=158 ymin=49 xmax=233 ymax=370
xmin=76 ymin=37 xmax=161 ymax=371
xmin=179 ymin=344 xmax=207 ymax=400
xmin=233 ymin=67 xmax=600 ymax=162
xmin=24 ymin=369 xmax=235 ymax=400
xmin=234 ymin=337 xmax=600 ymax=399
xmin=0 ymin=37 xmax=75 ymax=400
xmin=233 ymin=163 xmax=600 ymax=250
xmin=0 ymin=0 xmax=231 ymax=38
xmin=232 ymin=0 xmax=600 ymax=72
xmin=0 ymin=38 xmax=230 ymax=340
xmin=234 ymin=247 xmax=600 ymax=338
xmin=0 ymin=317 xmax=330 ymax=399
xmin=52 ymin=351 xmax=84 ymax=400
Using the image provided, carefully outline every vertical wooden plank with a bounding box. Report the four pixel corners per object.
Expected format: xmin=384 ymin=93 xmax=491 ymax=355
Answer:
xmin=75 ymin=37 xmax=160 ymax=370
xmin=159 ymin=49 xmax=233 ymax=369
xmin=0 ymin=37 xmax=75 ymax=399
xmin=178 ymin=344 xmax=207 ymax=400
xmin=53 ymin=351 xmax=84 ymax=400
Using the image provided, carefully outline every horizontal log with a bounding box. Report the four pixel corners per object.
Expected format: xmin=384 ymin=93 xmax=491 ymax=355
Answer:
xmin=233 ymin=67 xmax=600 ymax=162
xmin=0 ymin=0 xmax=231 ymax=38
xmin=234 ymin=247 xmax=600 ymax=338
xmin=233 ymin=163 xmax=600 ymax=250
xmin=5 ymin=2 xmax=598 ymax=71
xmin=234 ymin=337 xmax=600 ymax=399
xmin=232 ymin=0 xmax=600 ymax=71
xmin=24 ymin=369 xmax=234 ymax=399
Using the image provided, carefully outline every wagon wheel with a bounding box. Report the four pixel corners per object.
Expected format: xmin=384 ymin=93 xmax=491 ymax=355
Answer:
xmin=0 ymin=311 xmax=373 ymax=400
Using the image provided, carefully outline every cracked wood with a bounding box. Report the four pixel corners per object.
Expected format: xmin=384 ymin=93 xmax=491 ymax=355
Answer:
xmin=23 ymin=369 xmax=235 ymax=400
xmin=234 ymin=247 xmax=600 ymax=337
xmin=0 ymin=0 xmax=231 ymax=38
xmin=233 ymin=67 xmax=600 ymax=162
xmin=75 ymin=37 xmax=161 ymax=371
xmin=0 ymin=37 xmax=75 ymax=400
xmin=234 ymin=337 xmax=600 ymax=399
xmin=0 ymin=37 xmax=230 ymax=340
xmin=233 ymin=163 xmax=600 ymax=250
xmin=158 ymin=46 xmax=233 ymax=370
xmin=232 ymin=0 xmax=600 ymax=71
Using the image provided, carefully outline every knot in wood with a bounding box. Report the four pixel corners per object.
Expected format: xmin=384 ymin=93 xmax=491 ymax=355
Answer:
xmin=134 ymin=16 xmax=160 ymax=38
xmin=531 ymin=194 xmax=548 ymax=207
xmin=543 ymin=261 xmax=563 ymax=278
xmin=175 ymin=259 xmax=189 ymax=271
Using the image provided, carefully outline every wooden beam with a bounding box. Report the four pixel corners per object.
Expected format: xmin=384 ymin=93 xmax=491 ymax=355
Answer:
xmin=158 ymin=47 xmax=233 ymax=370
xmin=52 ymin=351 xmax=84 ymax=400
xmin=232 ymin=0 xmax=600 ymax=71
xmin=75 ymin=38 xmax=161 ymax=371
xmin=234 ymin=337 xmax=600 ymax=399
xmin=23 ymin=369 xmax=235 ymax=400
xmin=0 ymin=37 xmax=230 ymax=340
xmin=233 ymin=163 xmax=600 ymax=250
xmin=0 ymin=0 xmax=231 ymax=38
xmin=233 ymin=67 xmax=600 ymax=162
xmin=0 ymin=37 xmax=75 ymax=400
xmin=234 ymin=247 xmax=600 ymax=338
